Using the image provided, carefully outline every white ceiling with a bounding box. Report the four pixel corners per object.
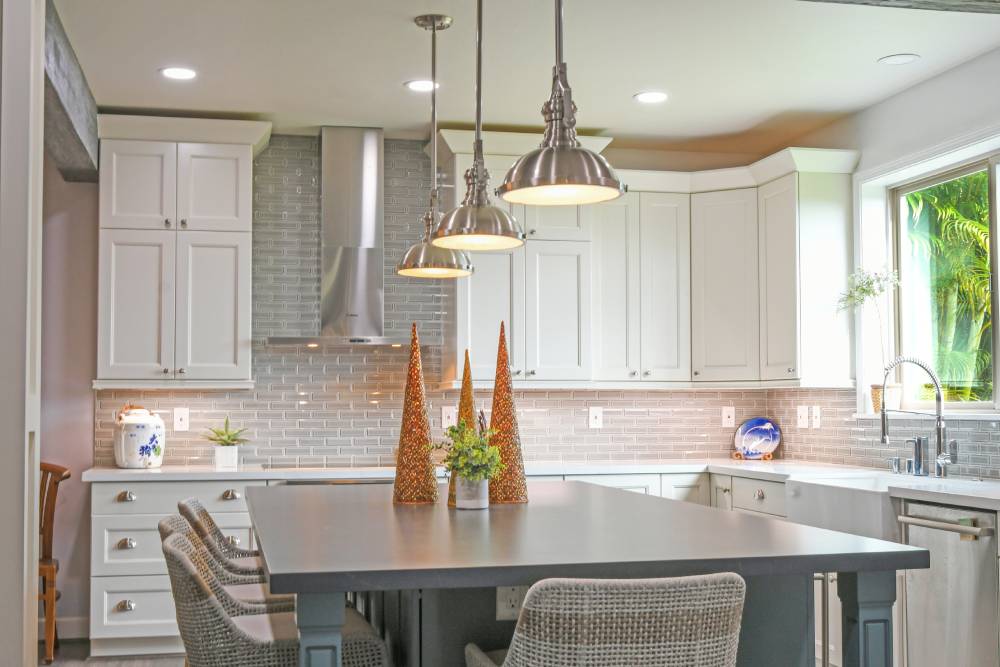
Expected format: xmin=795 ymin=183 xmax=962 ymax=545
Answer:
xmin=56 ymin=0 xmax=1000 ymax=154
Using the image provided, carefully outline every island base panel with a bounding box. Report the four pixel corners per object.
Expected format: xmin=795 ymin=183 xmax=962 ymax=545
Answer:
xmin=298 ymin=592 xmax=345 ymax=667
xmin=838 ymin=570 xmax=896 ymax=667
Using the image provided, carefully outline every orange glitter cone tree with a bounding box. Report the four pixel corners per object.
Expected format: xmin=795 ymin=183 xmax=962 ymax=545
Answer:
xmin=393 ymin=323 xmax=438 ymax=504
xmin=448 ymin=349 xmax=477 ymax=508
xmin=488 ymin=322 xmax=528 ymax=504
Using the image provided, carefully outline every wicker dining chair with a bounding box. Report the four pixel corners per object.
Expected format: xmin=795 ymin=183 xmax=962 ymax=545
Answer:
xmin=162 ymin=533 xmax=390 ymax=667
xmin=465 ymin=573 xmax=746 ymax=667
xmin=158 ymin=516 xmax=294 ymax=613
xmin=178 ymin=497 xmax=262 ymax=570
xmin=39 ymin=462 xmax=71 ymax=664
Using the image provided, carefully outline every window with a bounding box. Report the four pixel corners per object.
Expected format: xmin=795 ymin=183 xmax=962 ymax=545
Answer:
xmin=894 ymin=162 xmax=998 ymax=407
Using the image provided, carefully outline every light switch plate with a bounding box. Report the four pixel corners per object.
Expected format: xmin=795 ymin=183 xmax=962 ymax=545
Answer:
xmin=721 ymin=406 xmax=735 ymax=427
xmin=796 ymin=406 xmax=809 ymax=429
xmin=811 ymin=406 xmax=822 ymax=429
xmin=441 ymin=406 xmax=457 ymax=429
xmin=174 ymin=407 xmax=190 ymax=432
xmin=496 ymin=586 xmax=529 ymax=621
xmin=588 ymin=406 xmax=603 ymax=429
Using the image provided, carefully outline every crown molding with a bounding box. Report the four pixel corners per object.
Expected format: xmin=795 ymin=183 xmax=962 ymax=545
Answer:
xmin=97 ymin=114 xmax=273 ymax=155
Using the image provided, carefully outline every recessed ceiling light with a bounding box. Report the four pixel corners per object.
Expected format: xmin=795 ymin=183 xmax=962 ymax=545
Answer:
xmin=633 ymin=91 xmax=668 ymax=104
xmin=404 ymin=80 xmax=439 ymax=92
xmin=878 ymin=53 xmax=920 ymax=66
xmin=160 ymin=67 xmax=197 ymax=80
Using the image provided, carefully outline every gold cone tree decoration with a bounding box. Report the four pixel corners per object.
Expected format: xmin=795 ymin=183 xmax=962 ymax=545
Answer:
xmin=488 ymin=322 xmax=528 ymax=504
xmin=393 ymin=323 xmax=439 ymax=504
xmin=449 ymin=349 xmax=478 ymax=507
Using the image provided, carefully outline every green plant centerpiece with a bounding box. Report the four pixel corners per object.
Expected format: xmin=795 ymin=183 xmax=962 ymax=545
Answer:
xmin=838 ymin=267 xmax=900 ymax=412
xmin=205 ymin=416 xmax=248 ymax=470
xmin=434 ymin=416 xmax=503 ymax=509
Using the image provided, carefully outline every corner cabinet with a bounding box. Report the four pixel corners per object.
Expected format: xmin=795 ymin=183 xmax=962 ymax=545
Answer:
xmin=95 ymin=138 xmax=255 ymax=388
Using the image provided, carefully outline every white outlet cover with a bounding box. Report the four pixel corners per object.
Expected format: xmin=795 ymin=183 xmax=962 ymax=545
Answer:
xmin=441 ymin=406 xmax=458 ymax=429
xmin=496 ymin=586 xmax=529 ymax=621
xmin=588 ymin=406 xmax=603 ymax=429
xmin=174 ymin=407 xmax=190 ymax=432
xmin=811 ymin=405 xmax=822 ymax=429
xmin=796 ymin=406 xmax=809 ymax=429
xmin=721 ymin=406 xmax=735 ymax=427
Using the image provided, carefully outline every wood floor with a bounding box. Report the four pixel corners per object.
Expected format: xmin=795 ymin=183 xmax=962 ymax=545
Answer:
xmin=42 ymin=640 xmax=185 ymax=666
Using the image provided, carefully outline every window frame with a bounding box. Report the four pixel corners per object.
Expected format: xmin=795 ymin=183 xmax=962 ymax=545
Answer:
xmin=890 ymin=156 xmax=1000 ymax=411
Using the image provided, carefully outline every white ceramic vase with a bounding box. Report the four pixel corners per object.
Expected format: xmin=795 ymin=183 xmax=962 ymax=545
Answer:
xmin=455 ymin=477 xmax=489 ymax=510
xmin=113 ymin=407 xmax=166 ymax=469
xmin=214 ymin=446 xmax=239 ymax=470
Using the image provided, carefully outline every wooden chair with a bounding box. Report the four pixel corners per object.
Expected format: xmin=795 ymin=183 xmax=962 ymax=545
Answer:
xmin=39 ymin=461 xmax=71 ymax=664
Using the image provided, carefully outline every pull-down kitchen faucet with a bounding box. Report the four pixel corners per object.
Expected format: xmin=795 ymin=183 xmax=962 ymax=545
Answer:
xmin=880 ymin=356 xmax=958 ymax=477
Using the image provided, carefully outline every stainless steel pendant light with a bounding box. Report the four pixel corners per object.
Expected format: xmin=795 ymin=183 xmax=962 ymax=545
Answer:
xmin=433 ymin=0 xmax=525 ymax=251
xmin=497 ymin=0 xmax=624 ymax=206
xmin=397 ymin=15 xmax=474 ymax=279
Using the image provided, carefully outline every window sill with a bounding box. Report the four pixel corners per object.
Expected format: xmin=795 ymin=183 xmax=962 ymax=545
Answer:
xmin=854 ymin=411 xmax=1000 ymax=422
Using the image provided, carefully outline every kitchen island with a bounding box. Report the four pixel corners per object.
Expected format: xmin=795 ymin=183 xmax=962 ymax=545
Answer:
xmin=247 ymin=480 xmax=928 ymax=667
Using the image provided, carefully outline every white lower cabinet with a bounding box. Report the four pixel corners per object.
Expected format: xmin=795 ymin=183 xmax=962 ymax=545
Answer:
xmin=710 ymin=474 xmax=733 ymax=510
xmin=566 ymin=474 xmax=662 ymax=496
xmin=566 ymin=473 xmax=709 ymax=505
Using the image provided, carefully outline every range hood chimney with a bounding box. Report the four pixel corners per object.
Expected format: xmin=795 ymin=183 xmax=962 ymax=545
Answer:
xmin=269 ymin=127 xmax=407 ymax=346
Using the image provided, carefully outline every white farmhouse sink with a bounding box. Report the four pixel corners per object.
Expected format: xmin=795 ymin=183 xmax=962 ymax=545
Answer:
xmin=785 ymin=475 xmax=902 ymax=542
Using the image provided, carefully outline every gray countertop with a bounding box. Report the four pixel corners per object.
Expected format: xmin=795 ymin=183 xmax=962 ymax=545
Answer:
xmin=247 ymin=480 xmax=928 ymax=594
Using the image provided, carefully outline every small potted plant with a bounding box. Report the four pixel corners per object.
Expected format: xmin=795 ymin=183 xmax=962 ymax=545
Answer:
xmin=435 ymin=418 xmax=503 ymax=510
xmin=204 ymin=416 xmax=248 ymax=470
xmin=838 ymin=267 xmax=901 ymax=412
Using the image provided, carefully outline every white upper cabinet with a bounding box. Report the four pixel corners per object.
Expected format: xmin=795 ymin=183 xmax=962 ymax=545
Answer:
xmin=99 ymin=140 xmax=177 ymax=231
xmin=176 ymin=143 xmax=252 ymax=232
xmin=758 ymin=173 xmax=800 ymax=381
xmin=455 ymin=247 xmax=526 ymax=381
xmin=639 ymin=193 xmax=691 ymax=382
xmin=521 ymin=205 xmax=590 ymax=241
xmin=97 ymin=230 xmax=176 ymax=379
xmin=174 ymin=232 xmax=252 ymax=380
xmin=525 ymin=241 xmax=592 ymax=380
xmin=691 ymin=188 xmax=760 ymax=382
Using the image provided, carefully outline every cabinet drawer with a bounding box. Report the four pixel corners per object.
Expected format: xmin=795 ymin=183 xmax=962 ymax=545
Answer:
xmin=90 ymin=575 xmax=178 ymax=639
xmin=92 ymin=480 xmax=266 ymax=516
xmin=731 ymin=477 xmax=786 ymax=517
xmin=566 ymin=474 xmax=661 ymax=496
xmin=92 ymin=513 xmax=252 ymax=576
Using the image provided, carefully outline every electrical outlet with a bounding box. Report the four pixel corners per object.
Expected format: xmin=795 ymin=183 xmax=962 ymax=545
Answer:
xmin=811 ymin=406 xmax=822 ymax=429
xmin=588 ymin=406 xmax=603 ymax=429
xmin=796 ymin=406 xmax=809 ymax=429
xmin=173 ymin=407 xmax=190 ymax=432
xmin=441 ymin=406 xmax=458 ymax=429
xmin=721 ymin=406 xmax=735 ymax=427
xmin=496 ymin=586 xmax=529 ymax=621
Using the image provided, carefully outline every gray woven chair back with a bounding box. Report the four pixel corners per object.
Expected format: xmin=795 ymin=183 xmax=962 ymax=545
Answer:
xmin=178 ymin=497 xmax=259 ymax=560
xmin=503 ymin=573 xmax=746 ymax=667
xmin=159 ymin=515 xmax=263 ymax=583
xmin=161 ymin=533 xmax=299 ymax=667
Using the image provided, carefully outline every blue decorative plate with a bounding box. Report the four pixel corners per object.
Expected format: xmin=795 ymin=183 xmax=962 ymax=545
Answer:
xmin=734 ymin=418 xmax=781 ymax=460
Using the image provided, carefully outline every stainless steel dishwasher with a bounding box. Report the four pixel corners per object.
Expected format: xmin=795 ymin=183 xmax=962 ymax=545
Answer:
xmin=899 ymin=501 xmax=998 ymax=667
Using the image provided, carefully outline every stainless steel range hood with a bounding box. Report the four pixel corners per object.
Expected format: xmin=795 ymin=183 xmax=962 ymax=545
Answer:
xmin=268 ymin=127 xmax=407 ymax=346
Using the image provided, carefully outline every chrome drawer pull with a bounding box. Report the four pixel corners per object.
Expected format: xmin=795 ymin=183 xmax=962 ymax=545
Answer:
xmin=754 ymin=488 xmax=766 ymax=501
xmin=116 ymin=537 xmax=137 ymax=550
xmin=225 ymin=535 xmax=242 ymax=547
xmin=115 ymin=599 xmax=136 ymax=612
xmin=116 ymin=490 xmax=137 ymax=502
xmin=221 ymin=489 xmax=242 ymax=501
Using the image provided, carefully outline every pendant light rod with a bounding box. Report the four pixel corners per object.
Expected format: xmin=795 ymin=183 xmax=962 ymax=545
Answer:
xmin=474 ymin=0 xmax=483 ymax=142
xmin=428 ymin=19 xmax=439 ymax=236
xmin=554 ymin=0 xmax=563 ymax=68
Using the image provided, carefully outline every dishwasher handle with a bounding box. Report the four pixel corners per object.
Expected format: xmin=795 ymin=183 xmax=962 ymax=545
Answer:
xmin=898 ymin=514 xmax=995 ymax=538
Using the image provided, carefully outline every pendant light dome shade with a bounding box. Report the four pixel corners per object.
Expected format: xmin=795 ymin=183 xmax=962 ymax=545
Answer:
xmin=497 ymin=0 xmax=624 ymax=207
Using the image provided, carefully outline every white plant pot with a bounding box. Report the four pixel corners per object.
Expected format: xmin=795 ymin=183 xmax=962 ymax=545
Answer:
xmin=455 ymin=477 xmax=489 ymax=510
xmin=214 ymin=446 xmax=239 ymax=470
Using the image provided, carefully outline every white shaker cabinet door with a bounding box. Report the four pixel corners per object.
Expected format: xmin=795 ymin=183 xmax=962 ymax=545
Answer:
xmin=758 ymin=173 xmax=801 ymax=381
xmin=524 ymin=240 xmax=591 ymax=380
xmin=521 ymin=205 xmax=590 ymax=241
xmin=456 ymin=247 xmax=526 ymax=380
xmin=176 ymin=143 xmax=253 ymax=232
xmin=691 ymin=188 xmax=760 ymax=382
xmin=639 ymin=192 xmax=691 ymax=382
xmin=174 ymin=231 xmax=252 ymax=380
xmin=97 ymin=229 xmax=176 ymax=379
xmin=99 ymin=140 xmax=177 ymax=231
xmin=590 ymin=192 xmax=641 ymax=381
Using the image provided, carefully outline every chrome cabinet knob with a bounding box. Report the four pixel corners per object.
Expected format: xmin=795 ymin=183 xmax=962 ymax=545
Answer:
xmin=511 ymin=369 xmax=522 ymax=376
xmin=221 ymin=489 xmax=242 ymax=501
xmin=164 ymin=218 xmax=172 ymax=227
xmin=629 ymin=370 xmax=637 ymax=377
xmin=162 ymin=368 xmax=171 ymax=374
xmin=180 ymin=219 xmax=188 ymax=228
xmin=116 ymin=490 xmax=137 ymax=503
xmin=642 ymin=370 xmax=651 ymax=377
xmin=116 ymin=537 xmax=137 ymax=550
xmin=225 ymin=535 xmax=242 ymax=547
xmin=754 ymin=488 xmax=766 ymax=501
xmin=693 ymin=370 xmax=701 ymax=376
xmin=787 ymin=367 xmax=795 ymax=374
xmin=176 ymin=368 xmax=186 ymax=375
xmin=526 ymin=370 xmax=536 ymax=376
xmin=115 ymin=599 xmax=136 ymax=612
xmin=528 ymin=229 xmax=537 ymax=235
xmin=722 ymin=488 xmax=730 ymax=494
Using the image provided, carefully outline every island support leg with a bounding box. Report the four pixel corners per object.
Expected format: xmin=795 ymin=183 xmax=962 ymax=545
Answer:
xmin=838 ymin=571 xmax=896 ymax=667
xmin=297 ymin=591 xmax=346 ymax=667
